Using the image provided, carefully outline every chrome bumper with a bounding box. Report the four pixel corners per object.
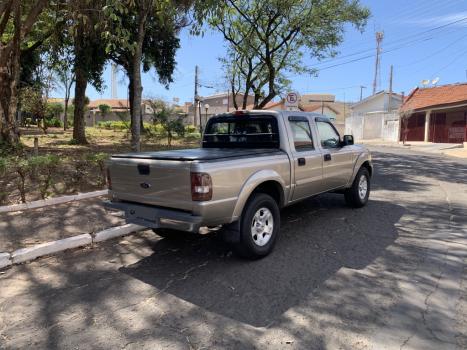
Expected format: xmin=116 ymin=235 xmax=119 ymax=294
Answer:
xmin=104 ymin=201 xmax=203 ymax=233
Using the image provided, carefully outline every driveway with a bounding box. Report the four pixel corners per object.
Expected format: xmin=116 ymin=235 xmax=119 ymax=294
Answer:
xmin=0 ymin=147 xmax=466 ymax=349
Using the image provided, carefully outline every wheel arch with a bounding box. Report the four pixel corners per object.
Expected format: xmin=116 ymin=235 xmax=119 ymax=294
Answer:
xmin=232 ymin=170 xmax=286 ymax=220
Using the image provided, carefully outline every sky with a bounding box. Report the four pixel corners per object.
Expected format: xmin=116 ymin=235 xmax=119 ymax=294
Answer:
xmin=63 ymin=0 xmax=467 ymax=104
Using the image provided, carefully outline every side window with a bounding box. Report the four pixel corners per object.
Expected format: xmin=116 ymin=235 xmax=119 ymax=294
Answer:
xmin=289 ymin=119 xmax=314 ymax=151
xmin=317 ymin=121 xmax=340 ymax=149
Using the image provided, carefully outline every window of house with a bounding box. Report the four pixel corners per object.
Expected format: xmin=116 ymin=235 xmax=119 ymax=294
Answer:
xmin=317 ymin=121 xmax=340 ymax=148
xmin=289 ymin=118 xmax=314 ymax=151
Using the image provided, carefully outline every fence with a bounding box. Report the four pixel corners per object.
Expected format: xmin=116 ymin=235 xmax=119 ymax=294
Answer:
xmin=345 ymin=112 xmax=400 ymax=142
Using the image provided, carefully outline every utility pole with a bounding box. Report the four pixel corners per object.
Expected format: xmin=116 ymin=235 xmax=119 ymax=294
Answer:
xmin=359 ymin=85 xmax=366 ymax=101
xmin=372 ymin=32 xmax=384 ymax=95
xmin=194 ymin=65 xmax=199 ymax=128
xmin=388 ymin=65 xmax=393 ymax=112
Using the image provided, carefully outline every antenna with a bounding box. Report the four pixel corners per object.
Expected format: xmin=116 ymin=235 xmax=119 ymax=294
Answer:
xmin=431 ymin=77 xmax=440 ymax=86
xmin=421 ymin=79 xmax=430 ymax=87
xmin=372 ymin=31 xmax=384 ymax=95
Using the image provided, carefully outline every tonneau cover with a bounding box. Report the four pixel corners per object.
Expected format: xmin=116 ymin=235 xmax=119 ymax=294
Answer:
xmin=111 ymin=148 xmax=283 ymax=161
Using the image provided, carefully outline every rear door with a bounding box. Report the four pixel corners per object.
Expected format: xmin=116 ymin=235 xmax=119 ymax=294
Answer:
xmin=315 ymin=118 xmax=354 ymax=190
xmin=287 ymin=116 xmax=325 ymax=201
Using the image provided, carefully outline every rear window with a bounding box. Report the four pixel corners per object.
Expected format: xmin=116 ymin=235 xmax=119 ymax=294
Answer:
xmin=203 ymin=115 xmax=279 ymax=148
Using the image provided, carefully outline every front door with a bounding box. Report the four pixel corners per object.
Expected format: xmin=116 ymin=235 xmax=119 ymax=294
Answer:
xmin=316 ymin=119 xmax=354 ymax=191
xmin=287 ymin=116 xmax=325 ymax=201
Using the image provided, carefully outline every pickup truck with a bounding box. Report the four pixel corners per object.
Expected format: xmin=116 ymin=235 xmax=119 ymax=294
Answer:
xmin=105 ymin=110 xmax=373 ymax=259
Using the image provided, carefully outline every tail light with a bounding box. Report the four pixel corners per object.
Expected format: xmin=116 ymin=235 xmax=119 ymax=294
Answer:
xmin=106 ymin=168 xmax=112 ymax=190
xmin=191 ymin=172 xmax=212 ymax=201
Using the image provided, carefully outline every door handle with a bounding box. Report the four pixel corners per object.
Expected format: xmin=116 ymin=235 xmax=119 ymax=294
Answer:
xmin=298 ymin=158 xmax=306 ymax=166
xmin=324 ymin=154 xmax=332 ymax=162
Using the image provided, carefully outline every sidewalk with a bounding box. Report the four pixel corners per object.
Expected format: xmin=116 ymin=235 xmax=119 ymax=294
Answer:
xmin=358 ymin=140 xmax=466 ymax=158
xmin=0 ymin=196 xmax=124 ymax=252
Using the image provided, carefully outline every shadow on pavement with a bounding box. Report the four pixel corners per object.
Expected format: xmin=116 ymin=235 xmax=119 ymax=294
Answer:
xmin=121 ymin=195 xmax=404 ymax=327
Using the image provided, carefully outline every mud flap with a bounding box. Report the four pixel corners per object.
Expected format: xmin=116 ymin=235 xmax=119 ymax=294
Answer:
xmin=221 ymin=220 xmax=241 ymax=243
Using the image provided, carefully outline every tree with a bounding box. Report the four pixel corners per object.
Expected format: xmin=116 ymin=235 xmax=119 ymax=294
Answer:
xmin=103 ymin=0 xmax=219 ymax=151
xmin=51 ymin=45 xmax=75 ymax=130
xmin=0 ymin=0 xmax=49 ymax=145
xmin=212 ymin=0 xmax=370 ymax=109
xmin=98 ymin=104 xmax=111 ymax=119
xmin=70 ymin=0 xmax=107 ymax=144
xmin=400 ymin=109 xmax=414 ymax=145
xmin=148 ymin=99 xmax=185 ymax=146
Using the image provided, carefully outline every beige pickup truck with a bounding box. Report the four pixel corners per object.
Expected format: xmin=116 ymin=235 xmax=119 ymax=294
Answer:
xmin=105 ymin=110 xmax=372 ymax=259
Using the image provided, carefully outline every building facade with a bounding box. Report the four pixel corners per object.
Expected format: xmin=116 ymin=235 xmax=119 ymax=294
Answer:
xmin=400 ymin=84 xmax=467 ymax=144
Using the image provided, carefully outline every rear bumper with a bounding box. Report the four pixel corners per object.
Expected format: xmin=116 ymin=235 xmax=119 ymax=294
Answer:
xmin=104 ymin=201 xmax=203 ymax=233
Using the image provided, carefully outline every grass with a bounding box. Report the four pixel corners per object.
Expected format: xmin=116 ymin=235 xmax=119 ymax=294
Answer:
xmin=0 ymin=126 xmax=200 ymax=205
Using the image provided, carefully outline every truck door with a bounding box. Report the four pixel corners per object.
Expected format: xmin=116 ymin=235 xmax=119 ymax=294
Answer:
xmin=287 ymin=116 xmax=325 ymax=201
xmin=315 ymin=119 xmax=354 ymax=191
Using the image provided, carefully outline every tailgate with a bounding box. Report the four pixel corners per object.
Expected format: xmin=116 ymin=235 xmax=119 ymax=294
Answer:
xmin=108 ymin=157 xmax=193 ymax=211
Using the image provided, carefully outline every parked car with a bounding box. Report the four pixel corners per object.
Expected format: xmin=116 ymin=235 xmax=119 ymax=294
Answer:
xmin=105 ymin=110 xmax=373 ymax=259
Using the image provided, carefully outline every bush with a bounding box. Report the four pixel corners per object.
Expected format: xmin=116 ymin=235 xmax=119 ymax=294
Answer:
xmin=96 ymin=120 xmax=129 ymax=131
xmin=28 ymin=155 xmax=60 ymax=199
xmin=185 ymin=125 xmax=197 ymax=133
xmin=46 ymin=117 xmax=63 ymax=127
xmin=86 ymin=153 xmax=109 ymax=186
xmin=0 ymin=157 xmax=9 ymax=204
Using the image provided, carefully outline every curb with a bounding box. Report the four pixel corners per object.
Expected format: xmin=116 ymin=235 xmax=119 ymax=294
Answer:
xmin=11 ymin=234 xmax=93 ymax=264
xmin=0 ymin=223 xmax=144 ymax=270
xmin=94 ymin=224 xmax=144 ymax=243
xmin=0 ymin=252 xmax=11 ymax=269
xmin=0 ymin=189 xmax=108 ymax=214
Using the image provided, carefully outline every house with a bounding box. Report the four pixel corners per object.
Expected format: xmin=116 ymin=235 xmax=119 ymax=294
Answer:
xmin=345 ymin=91 xmax=404 ymax=141
xmin=351 ymin=91 xmax=403 ymax=115
xmin=187 ymin=92 xmax=255 ymax=125
xmin=400 ymin=83 xmax=467 ymax=143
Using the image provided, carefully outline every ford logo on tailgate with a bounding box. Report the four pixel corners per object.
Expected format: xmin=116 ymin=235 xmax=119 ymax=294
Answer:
xmin=140 ymin=182 xmax=151 ymax=189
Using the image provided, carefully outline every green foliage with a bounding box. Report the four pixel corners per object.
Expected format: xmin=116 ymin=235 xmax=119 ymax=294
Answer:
xmin=185 ymin=125 xmax=197 ymax=134
xmin=46 ymin=103 xmax=64 ymax=119
xmin=86 ymin=153 xmax=109 ymax=186
xmin=97 ymin=120 xmax=130 ymax=131
xmin=0 ymin=157 xmax=9 ymax=205
xmin=212 ymin=0 xmax=370 ymax=108
xmin=98 ymin=104 xmax=111 ymax=117
xmin=147 ymin=99 xmax=187 ymax=146
xmin=27 ymin=155 xmax=61 ymax=199
xmin=47 ymin=117 xmax=63 ymax=127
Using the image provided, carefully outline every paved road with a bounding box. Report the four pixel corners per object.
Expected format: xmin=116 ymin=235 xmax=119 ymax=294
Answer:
xmin=0 ymin=147 xmax=466 ymax=350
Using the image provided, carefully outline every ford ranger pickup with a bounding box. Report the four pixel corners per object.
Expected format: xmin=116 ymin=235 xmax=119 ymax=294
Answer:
xmin=104 ymin=110 xmax=373 ymax=259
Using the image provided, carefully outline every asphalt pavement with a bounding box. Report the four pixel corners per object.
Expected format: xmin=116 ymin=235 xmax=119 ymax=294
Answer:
xmin=0 ymin=147 xmax=466 ymax=350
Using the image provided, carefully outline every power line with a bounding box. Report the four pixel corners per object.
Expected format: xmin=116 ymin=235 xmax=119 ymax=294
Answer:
xmin=430 ymin=46 xmax=467 ymax=78
xmin=311 ymin=16 xmax=467 ymax=68
xmin=315 ymin=36 xmax=434 ymax=71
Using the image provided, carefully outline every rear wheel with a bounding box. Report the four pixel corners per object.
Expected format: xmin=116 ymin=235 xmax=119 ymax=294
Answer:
xmin=344 ymin=167 xmax=370 ymax=208
xmin=233 ymin=193 xmax=280 ymax=259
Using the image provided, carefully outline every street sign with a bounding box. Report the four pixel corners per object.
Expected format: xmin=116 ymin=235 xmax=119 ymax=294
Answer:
xmin=285 ymin=92 xmax=300 ymax=111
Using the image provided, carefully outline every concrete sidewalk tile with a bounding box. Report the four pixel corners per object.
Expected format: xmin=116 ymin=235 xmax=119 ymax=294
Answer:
xmin=11 ymin=234 xmax=93 ymax=264
xmin=93 ymin=224 xmax=144 ymax=243
xmin=0 ymin=252 xmax=11 ymax=269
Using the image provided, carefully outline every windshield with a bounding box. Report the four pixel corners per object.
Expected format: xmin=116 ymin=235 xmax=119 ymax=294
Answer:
xmin=202 ymin=115 xmax=280 ymax=149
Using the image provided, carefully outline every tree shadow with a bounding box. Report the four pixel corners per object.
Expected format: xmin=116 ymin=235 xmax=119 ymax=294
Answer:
xmin=371 ymin=150 xmax=467 ymax=193
xmin=121 ymin=195 xmax=404 ymax=327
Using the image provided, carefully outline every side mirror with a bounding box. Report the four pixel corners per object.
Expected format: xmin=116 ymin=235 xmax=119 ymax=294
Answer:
xmin=342 ymin=135 xmax=354 ymax=146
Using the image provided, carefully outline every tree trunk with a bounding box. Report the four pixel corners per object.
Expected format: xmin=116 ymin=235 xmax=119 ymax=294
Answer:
xmin=130 ymin=10 xmax=147 ymax=152
xmin=63 ymin=97 xmax=69 ymax=130
xmin=0 ymin=1 xmax=21 ymax=146
xmin=72 ymin=67 xmax=88 ymax=144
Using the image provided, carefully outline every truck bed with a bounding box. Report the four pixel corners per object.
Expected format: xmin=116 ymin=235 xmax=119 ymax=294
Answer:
xmin=111 ymin=148 xmax=284 ymax=162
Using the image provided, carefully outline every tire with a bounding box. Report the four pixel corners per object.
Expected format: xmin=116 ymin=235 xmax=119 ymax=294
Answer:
xmin=344 ymin=167 xmax=370 ymax=208
xmin=233 ymin=193 xmax=280 ymax=259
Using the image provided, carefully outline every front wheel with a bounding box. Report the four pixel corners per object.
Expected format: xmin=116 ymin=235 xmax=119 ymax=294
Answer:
xmin=344 ymin=167 xmax=370 ymax=208
xmin=233 ymin=193 xmax=280 ymax=259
